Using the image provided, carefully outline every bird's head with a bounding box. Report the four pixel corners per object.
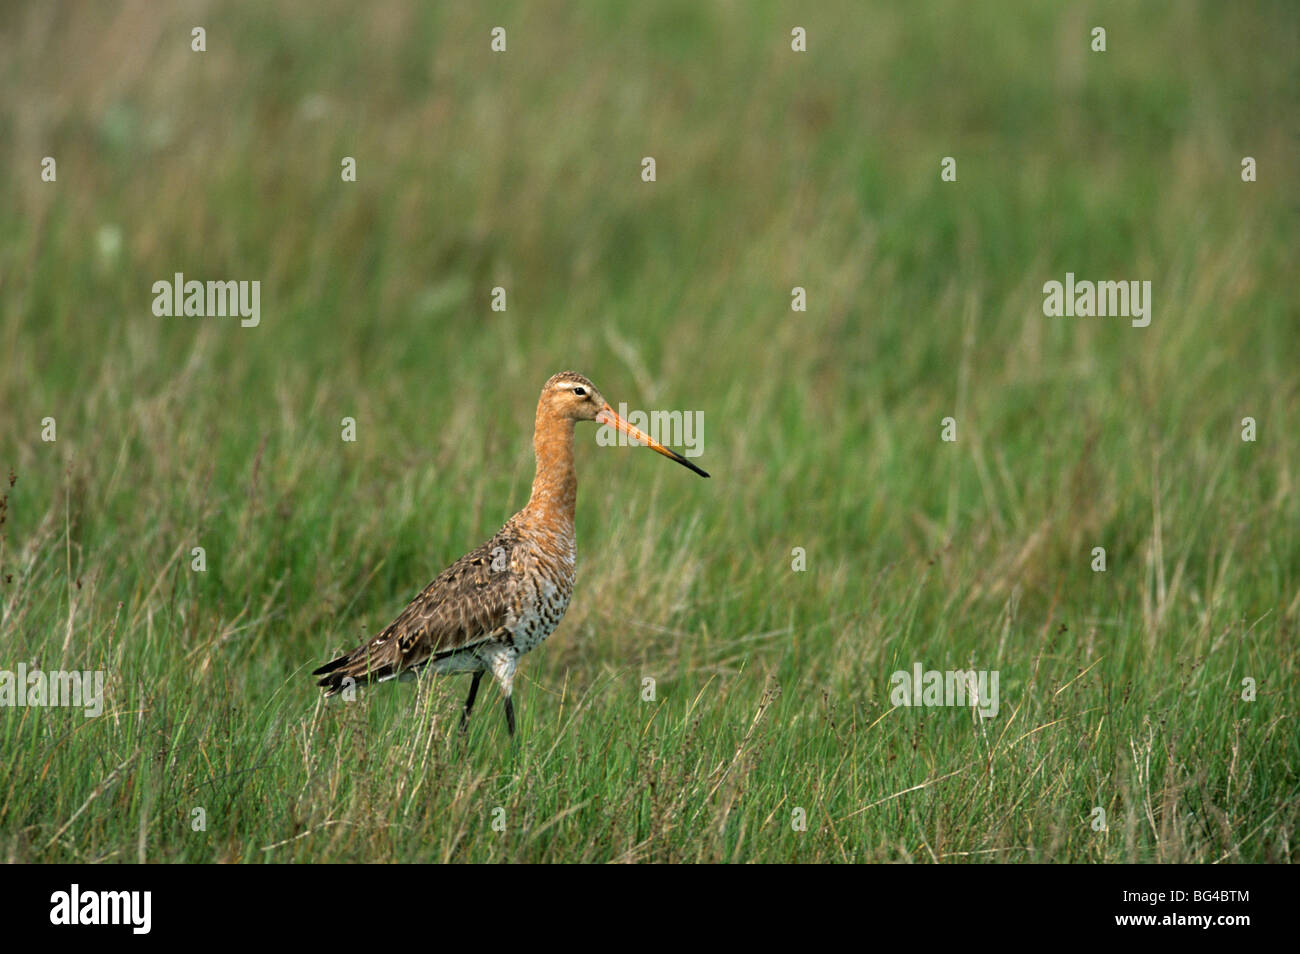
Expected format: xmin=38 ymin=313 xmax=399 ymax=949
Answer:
xmin=540 ymin=371 xmax=709 ymax=477
xmin=542 ymin=371 xmax=608 ymax=422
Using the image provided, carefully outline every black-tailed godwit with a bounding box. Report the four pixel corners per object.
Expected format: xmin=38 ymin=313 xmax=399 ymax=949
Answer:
xmin=312 ymin=371 xmax=708 ymax=735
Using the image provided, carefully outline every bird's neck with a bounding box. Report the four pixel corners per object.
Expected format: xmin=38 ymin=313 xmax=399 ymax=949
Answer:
xmin=523 ymin=407 xmax=577 ymax=529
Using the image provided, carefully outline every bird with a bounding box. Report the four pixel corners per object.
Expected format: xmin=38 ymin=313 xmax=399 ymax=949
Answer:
xmin=312 ymin=371 xmax=708 ymax=736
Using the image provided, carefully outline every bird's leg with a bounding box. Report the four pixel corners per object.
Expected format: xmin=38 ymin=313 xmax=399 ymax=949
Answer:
xmin=485 ymin=651 xmax=519 ymax=739
xmin=460 ymin=670 xmax=484 ymax=731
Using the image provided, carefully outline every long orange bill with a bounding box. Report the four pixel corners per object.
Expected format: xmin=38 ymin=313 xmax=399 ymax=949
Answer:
xmin=597 ymin=404 xmax=710 ymax=478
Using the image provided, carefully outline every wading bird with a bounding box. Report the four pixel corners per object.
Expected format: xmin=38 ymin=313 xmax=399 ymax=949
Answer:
xmin=312 ymin=371 xmax=708 ymax=735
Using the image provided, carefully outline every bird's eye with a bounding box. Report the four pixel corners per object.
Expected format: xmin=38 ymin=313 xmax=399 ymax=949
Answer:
xmin=573 ymin=387 xmax=586 ymax=396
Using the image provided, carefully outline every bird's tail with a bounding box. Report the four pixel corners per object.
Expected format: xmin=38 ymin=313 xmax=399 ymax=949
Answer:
xmin=312 ymin=637 xmax=403 ymax=696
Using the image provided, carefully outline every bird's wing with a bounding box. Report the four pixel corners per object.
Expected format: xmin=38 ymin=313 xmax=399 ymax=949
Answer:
xmin=314 ymin=523 xmax=523 ymax=691
xmin=387 ymin=528 xmax=523 ymax=660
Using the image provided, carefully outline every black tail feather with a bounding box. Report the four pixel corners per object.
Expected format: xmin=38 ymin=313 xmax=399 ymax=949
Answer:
xmin=312 ymin=643 xmax=401 ymax=695
xmin=311 ymin=654 xmax=351 ymax=677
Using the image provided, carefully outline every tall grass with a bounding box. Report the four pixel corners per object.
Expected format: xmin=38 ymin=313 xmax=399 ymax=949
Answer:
xmin=0 ymin=0 xmax=1295 ymax=862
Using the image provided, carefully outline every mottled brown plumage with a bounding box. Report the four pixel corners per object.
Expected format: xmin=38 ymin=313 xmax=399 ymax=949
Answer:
xmin=312 ymin=371 xmax=708 ymax=736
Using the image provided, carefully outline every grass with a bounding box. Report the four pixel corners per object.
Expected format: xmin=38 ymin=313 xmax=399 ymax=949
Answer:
xmin=0 ymin=0 xmax=1296 ymax=863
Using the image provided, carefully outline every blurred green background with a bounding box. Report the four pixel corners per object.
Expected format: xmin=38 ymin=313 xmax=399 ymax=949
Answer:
xmin=0 ymin=1 xmax=1295 ymax=862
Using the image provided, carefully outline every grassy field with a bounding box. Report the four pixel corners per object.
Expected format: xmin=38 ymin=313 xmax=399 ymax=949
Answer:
xmin=1 ymin=1 xmax=1296 ymax=863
